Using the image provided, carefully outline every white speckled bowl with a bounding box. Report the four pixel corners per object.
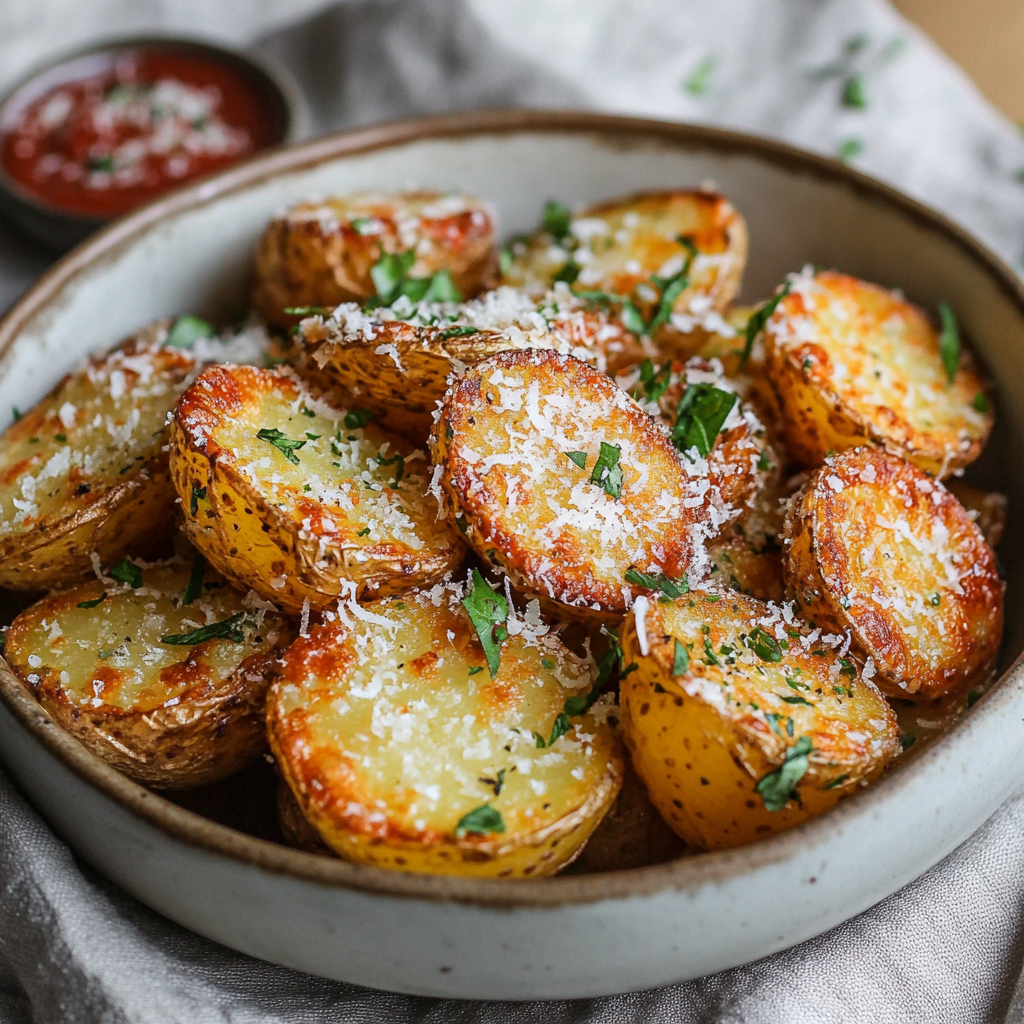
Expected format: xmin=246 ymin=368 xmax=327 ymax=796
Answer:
xmin=0 ymin=111 xmax=1022 ymax=1000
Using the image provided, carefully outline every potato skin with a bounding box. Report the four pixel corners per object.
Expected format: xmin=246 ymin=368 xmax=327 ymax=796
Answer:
xmin=946 ymin=483 xmax=1007 ymax=549
xmin=299 ymin=285 xmax=646 ymax=440
xmin=169 ymin=364 xmax=464 ymax=613
xmin=0 ymin=329 xmax=196 ymax=590
xmin=784 ymin=447 xmax=1003 ymax=701
xmin=253 ymin=191 xmax=498 ymax=328
xmin=431 ymin=349 xmax=709 ymax=619
xmin=764 ymin=271 xmax=992 ymax=476
xmin=620 ymin=593 xmax=899 ymax=851
xmin=4 ymin=560 xmax=294 ymax=788
xmin=267 ymin=589 xmax=623 ymax=877
xmin=502 ymin=191 xmax=748 ymax=348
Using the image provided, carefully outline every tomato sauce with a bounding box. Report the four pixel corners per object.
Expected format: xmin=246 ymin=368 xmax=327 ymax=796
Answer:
xmin=1 ymin=49 xmax=278 ymax=218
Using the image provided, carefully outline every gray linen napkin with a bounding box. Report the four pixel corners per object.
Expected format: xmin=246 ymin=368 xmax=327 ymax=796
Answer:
xmin=4 ymin=1 xmax=1024 ymax=1020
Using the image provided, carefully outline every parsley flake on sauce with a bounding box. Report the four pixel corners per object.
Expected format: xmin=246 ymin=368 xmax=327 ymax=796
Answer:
xmin=461 ymin=569 xmax=509 ymax=678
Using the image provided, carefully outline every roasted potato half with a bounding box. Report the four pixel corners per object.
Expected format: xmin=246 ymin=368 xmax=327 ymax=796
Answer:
xmin=299 ymin=284 xmax=645 ymax=439
xmin=0 ymin=326 xmax=199 ymax=590
xmin=267 ymin=581 xmax=624 ymax=877
xmin=502 ymin=191 xmax=748 ymax=347
xmin=620 ymin=592 xmax=899 ymax=851
xmin=431 ymin=349 xmax=713 ymax=619
xmin=764 ymin=270 xmax=993 ymax=476
xmin=946 ymin=482 xmax=1007 ymax=549
xmin=169 ymin=364 xmax=464 ymax=613
xmin=4 ymin=556 xmax=293 ymax=788
xmin=616 ymin=356 xmax=774 ymax=525
xmin=784 ymin=447 xmax=1003 ymax=701
xmin=253 ymin=191 xmax=498 ymax=328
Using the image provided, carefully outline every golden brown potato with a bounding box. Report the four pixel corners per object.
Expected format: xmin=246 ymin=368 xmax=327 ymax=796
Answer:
xmin=0 ymin=326 xmax=198 ymax=590
xmin=501 ymin=191 xmax=748 ymax=353
xmin=267 ymin=580 xmax=623 ymax=877
xmin=298 ymin=284 xmax=646 ymax=440
xmin=277 ymin=779 xmax=335 ymax=855
xmin=253 ymin=191 xmax=498 ymax=328
xmin=619 ymin=592 xmax=899 ymax=851
xmin=946 ymin=482 xmax=1007 ymax=549
xmin=169 ymin=364 xmax=464 ymax=614
xmin=706 ymin=531 xmax=786 ymax=603
xmin=764 ymin=270 xmax=993 ymax=477
xmin=4 ymin=556 xmax=293 ymax=788
xmin=616 ymin=356 xmax=775 ymax=525
xmin=431 ymin=349 xmax=716 ymax=620
xmin=784 ymin=447 xmax=1004 ymax=701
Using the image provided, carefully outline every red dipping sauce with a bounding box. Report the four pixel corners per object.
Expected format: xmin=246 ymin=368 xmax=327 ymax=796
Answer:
xmin=1 ymin=48 xmax=281 ymax=218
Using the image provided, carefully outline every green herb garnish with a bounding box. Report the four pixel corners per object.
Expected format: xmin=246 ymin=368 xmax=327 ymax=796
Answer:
xmin=971 ymin=392 xmax=989 ymax=414
xmin=684 ymin=56 xmax=715 ymax=96
xmin=257 ymin=427 xmax=306 ymax=465
xmin=461 ymin=568 xmax=509 ymax=678
xmin=564 ymin=451 xmax=588 ymax=470
xmin=455 ymin=804 xmax=505 ymax=838
xmin=189 ymin=484 xmax=207 ymax=516
xmin=77 ymin=595 xmax=106 ymax=609
xmin=160 ymin=612 xmax=247 ymax=646
xmin=437 ymin=325 xmax=481 ymax=340
xmin=745 ymin=626 xmax=783 ymax=662
xmin=823 ymin=773 xmax=849 ymax=790
xmin=110 ymin=558 xmax=142 ymax=589
xmin=672 ymin=638 xmax=689 ymax=676
xmin=182 ymin=554 xmax=206 ymax=606
xmin=636 ymin=359 xmax=673 ymax=403
xmin=624 ymin=568 xmax=689 ymax=599
xmin=938 ymin=302 xmax=960 ymax=385
xmin=542 ymin=199 xmax=574 ymax=241
xmin=741 ymin=282 xmax=792 ymax=366
xmin=671 ymin=383 xmax=737 ymax=458
xmin=842 ymin=74 xmax=867 ymax=109
xmin=756 ymin=735 xmax=813 ymax=811
xmin=343 ymin=408 xmax=375 ymax=430
xmin=590 ymin=442 xmax=623 ymax=498
xmin=283 ymin=306 xmax=327 ymax=316
xmin=165 ymin=314 xmax=215 ymax=350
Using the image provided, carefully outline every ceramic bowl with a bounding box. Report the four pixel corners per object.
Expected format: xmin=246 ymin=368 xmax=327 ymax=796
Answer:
xmin=0 ymin=111 xmax=1021 ymax=1001
xmin=0 ymin=35 xmax=308 ymax=250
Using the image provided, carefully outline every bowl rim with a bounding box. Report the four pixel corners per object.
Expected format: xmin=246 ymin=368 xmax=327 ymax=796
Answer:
xmin=0 ymin=32 xmax=309 ymax=226
xmin=1 ymin=107 xmax=1023 ymax=909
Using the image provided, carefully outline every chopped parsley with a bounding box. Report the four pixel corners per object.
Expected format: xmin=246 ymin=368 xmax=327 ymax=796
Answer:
xmin=54 ymin=434 xmax=67 ymax=443
xmin=468 ymin=666 xmax=484 ymax=676
xmin=160 ymin=612 xmax=247 ymax=645
xmin=461 ymin=568 xmax=509 ymax=678
xmin=590 ymin=442 xmax=623 ymax=498
xmin=110 ymin=558 xmax=143 ymax=589
xmin=823 ymin=773 xmax=849 ymax=790
xmin=357 ymin=527 xmax=371 ymax=537
xmin=349 ymin=216 xmax=373 ymax=235
xmin=745 ymin=626 xmax=783 ymax=662
xmin=842 ymin=74 xmax=867 ymax=109
xmin=542 ymin=199 xmax=574 ymax=242
xmin=684 ymin=55 xmax=715 ymax=96
xmin=971 ymin=392 xmax=989 ymax=414
xmin=165 ymin=314 xmax=215 ymax=350
xmin=282 ymin=306 xmax=327 ymax=316
xmin=938 ymin=302 xmax=960 ymax=385
xmin=756 ymin=735 xmax=813 ymax=811
xmin=189 ymin=484 xmax=207 ymax=516
xmin=455 ymin=804 xmax=505 ymax=838
xmin=182 ymin=553 xmax=206 ymax=606
xmin=257 ymin=427 xmax=306 ymax=465
xmin=837 ymin=138 xmax=863 ymax=162
xmin=672 ymin=639 xmax=689 ymax=676
xmin=636 ymin=358 xmax=673 ymax=403
xmin=741 ymin=282 xmax=792 ymax=366
xmin=344 ymin=408 xmax=375 ymax=430
xmin=374 ymin=452 xmax=405 ymax=484
xmin=624 ymin=567 xmax=689 ymax=599
xmin=564 ymin=450 xmax=588 ymax=470
xmin=77 ymin=595 xmax=106 ymax=609
xmin=757 ymin=449 xmax=772 ymax=472
xmin=703 ymin=637 xmax=720 ymax=666
xmin=367 ymin=250 xmax=463 ymax=306
xmin=839 ymin=658 xmax=858 ymax=680
xmin=900 ymin=733 xmax=917 ymax=752
xmin=781 ymin=694 xmax=814 ymax=707
xmin=437 ymin=325 xmax=481 ymax=340
xmin=671 ymin=383 xmax=737 ymax=458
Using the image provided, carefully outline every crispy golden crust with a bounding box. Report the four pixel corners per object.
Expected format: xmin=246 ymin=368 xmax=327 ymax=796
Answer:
xmin=620 ymin=593 xmax=899 ymax=851
xmin=267 ymin=590 xmax=623 ymax=877
xmin=502 ymin=191 xmax=748 ymax=348
xmin=784 ymin=447 xmax=1003 ymax=701
xmin=706 ymin=532 xmax=786 ymax=603
xmin=5 ymin=561 xmax=294 ymax=788
xmin=764 ymin=271 xmax=993 ymax=476
xmin=0 ymin=332 xmax=196 ymax=589
xmin=253 ymin=191 xmax=498 ymax=328
xmin=298 ymin=285 xmax=648 ymax=442
xmin=946 ymin=483 xmax=1007 ymax=549
xmin=277 ymin=779 xmax=336 ymax=855
xmin=169 ymin=364 xmax=464 ymax=613
xmin=431 ymin=350 xmax=709 ymax=619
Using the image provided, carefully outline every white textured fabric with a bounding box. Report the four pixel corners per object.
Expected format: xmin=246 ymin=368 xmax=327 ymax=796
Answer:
xmin=3 ymin=1 xmax=1024 ymax=1020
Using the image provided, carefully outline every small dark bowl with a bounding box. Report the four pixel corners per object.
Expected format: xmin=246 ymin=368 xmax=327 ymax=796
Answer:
xmin=0 ymin=35 xmax=307 ymax=250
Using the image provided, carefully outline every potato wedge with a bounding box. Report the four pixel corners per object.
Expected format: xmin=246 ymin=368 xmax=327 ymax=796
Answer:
xmin=946 ymin=482 xmax=1007 ymax=549
xmin=502 ymin=192 xmax=748 ymax=345
xmin=4 ymin=556 xmax=293 ymax=788
xmin=616 ymin=356 xmax=774 ymax=524
xmin=784 ymin=447 xmax=1003 ymax=701
xmin=267 ymin=581 xmax=624 ymax=877
xmin=0 ymin=325 xmax=201 ymax=591
xmin=431 ymin=350 xmax=716 ymax=619
xmin=298 ymin=284 xmax=646 ymax=440
xmin=253 ymin=191 xmax=498 ymax=328
xmin=169 ymin=364 xmax=464 ymax=613
xmin=619 ymin=592 xmax=899 ymax=850
xmin=764 ymin=270 xmax=993 ymax=476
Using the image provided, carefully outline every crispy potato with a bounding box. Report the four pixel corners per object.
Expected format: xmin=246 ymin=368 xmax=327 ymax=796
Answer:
xmin=277 ymin=778 xmax=335 ymax=855
xmin=0 ymin=325 xmax=200 ymax=591
xmin=946 ymin=482 xmax=1007 ymax=549
xmin=502 ymin=191 xmax=748 ymax=347
xmin=4 ymin=557 xmax=293 ymax=788
xmin=298 ymin=284 xmax=646 ymax=440
xmin=706 ymin=531 xmax=786 ymax=603
xmin=619 ymin=592 xmax=899 ymax=851
xmin=431 ymin=349 xmax=716 ymax=619
xmin=616 ymin=356 xmax=775 ymax=525
xmin=253 ymin=191 xmax=498 ymax=328
xmin=764 ymin=270 xmax=993 ymax=476
xmin=784 ymin=447 xmax=1003 ymax=701
xmin=267 ymin=582 xmax=624 ymax=877
xmin=169 ymin=364 xmax=463 ymax=614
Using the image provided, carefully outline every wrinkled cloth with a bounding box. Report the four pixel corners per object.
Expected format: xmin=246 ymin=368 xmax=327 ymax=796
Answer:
xmin=4 ymin=1 xmax=1024 ymax=1021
